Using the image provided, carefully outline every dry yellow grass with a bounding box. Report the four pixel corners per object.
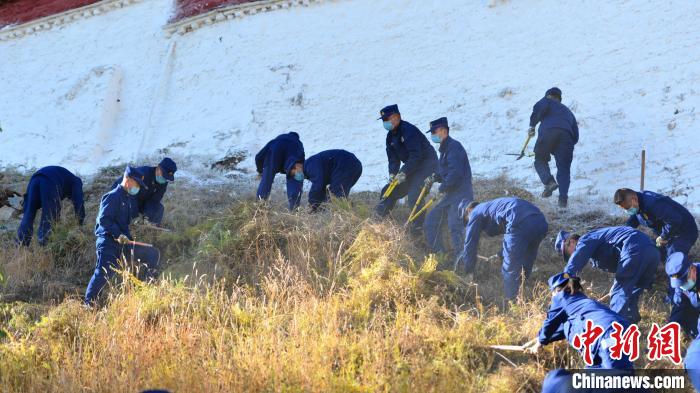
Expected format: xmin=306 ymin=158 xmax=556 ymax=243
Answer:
xmin=0 ymin=173 xmax=686 ymax=392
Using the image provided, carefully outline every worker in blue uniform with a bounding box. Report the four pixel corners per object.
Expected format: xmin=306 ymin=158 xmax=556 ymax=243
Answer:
xmin=16 ymin=166 xmax=85 ymax=246
xmin=455 ymin=197 xmax=548 ymax=299
xmin=375 ymin=105 xmax=438 ymax=229
xmin=528 ymin=87 xmax=579 ymax=208
xmin=614 ymin=188 xmax=698 ymax=262
xmin=422 ymin=117 xmax=473 ymax=256
xmin=556 ymin=227 xmax=659 ymax=323
xmin=111 ymin=157 xmax=177 ymax=225
xmin=302 ymin=149 xmax=362 ymax=211
xmin=525 ymin=273 xmax=635 ymax=393
xmin=84 ymin=166 xmax=160 ymax=304
xmin=666 ymin=252 xmax=700 ymax=337
xmin=664 ymin=252 xmax=700 ymax=391
xmin=255 ymin=132 xmax=305 ymax=210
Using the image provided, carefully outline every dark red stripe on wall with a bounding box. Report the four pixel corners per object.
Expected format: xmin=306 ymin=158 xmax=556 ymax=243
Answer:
xmin=172 ymin=0 xmax=260 ymax=22
xmin=0 ymin=0 xmax=100 ymax=27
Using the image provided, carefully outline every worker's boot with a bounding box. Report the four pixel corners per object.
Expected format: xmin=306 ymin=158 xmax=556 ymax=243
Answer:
xmin=558 ymin=198 xmax=568 ymax=209
xmin=541 ymin=180 xmax=559 ymax=198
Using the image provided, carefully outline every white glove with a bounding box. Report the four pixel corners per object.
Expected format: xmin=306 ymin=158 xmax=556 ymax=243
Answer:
xmin=656 ymin=236 xmax=668 ymax=248
xmin=395 ymin=172 xmax=407 ymax=184
xmin=8 ymin=195 xmax=22 ymax=210
xmin=524 ymin=341 xmax=541 ymax=354
xmin=528 ymin=126 xmax=536 ymax=137
xmin=117 ymin=234 xmax=130 ymax=244
xmin=434 ymin=192 xmax=446 ymax=205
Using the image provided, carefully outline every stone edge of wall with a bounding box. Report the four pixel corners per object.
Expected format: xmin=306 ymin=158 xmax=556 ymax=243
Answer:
xmin=164 ymin=0 xmax=325 ymax=37
xmin=0 ymin=0 xmax=326 ymax=42
xmin=0 ymin=0 xmax=142 ymax=42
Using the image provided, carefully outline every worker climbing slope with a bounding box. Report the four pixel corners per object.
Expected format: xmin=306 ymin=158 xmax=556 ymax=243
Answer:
xmin=528 ymin=87 xmax=579 ymax=208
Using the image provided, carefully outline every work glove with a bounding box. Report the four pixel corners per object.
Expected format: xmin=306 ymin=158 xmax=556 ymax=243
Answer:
xmin=424 ymin=174 xmax=436 ymax=187
xmin=433 ymin=192 xmax=446 ymax=205
xmin=524 ymin=341 xmax=541 ymax=355
xmin=116 ymin=234 xmax=130 ymax=245
xmin=387 ymin=174 xmax=396 ymax=184
xmin=395 ymin=172 xmax=407 ymax=184
xmin=656 ymin=236 xmax=668 ymax=248
xmin=8 ymin=194 xmax=23 ymax=210
xmin=528 ymin=126 xmax=536 ymax=137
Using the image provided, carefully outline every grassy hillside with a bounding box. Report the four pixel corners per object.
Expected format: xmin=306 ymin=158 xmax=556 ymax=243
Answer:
xmin=0 ymin=170 xmax=690 ymax=392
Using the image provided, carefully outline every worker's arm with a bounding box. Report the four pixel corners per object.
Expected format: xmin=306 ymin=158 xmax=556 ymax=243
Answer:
xmin=438 ymin=145 xmax=468 ymax=193
xmin=98 ymin=194 xmax=130 ymax=241
xmin=669 ymin=293 xmax=700 ymax=337
xmin=538 ymin=296 xmax=568 ymax=345
xmin=386 ymin=139 xmax=400 ymax=176
xmin=458 ymin=214 xmax=483 ymax=272
xmin=255 ymin=143 xmax=271 ymax=175
xmin=143 ymin=184 xmax=167 ymax=221
xmin=286 ymin=177 xmax=303 ymax=211
xmin=571 ymin=115 xmax=580 ymax=145
xmin=529 ymin=98 xmax=550 ymax=128
xmin=398 ymin=129 xmax=423 ymax=176
xmin=71 ymin=179 xmax=86 ymax=226
xmin=256 ymin=149 xmax=282 ymax=201
xmin=306 ymin=177 xmax=326 ymax=212
xmin=653 ymin=200 xmax=687 ymax=240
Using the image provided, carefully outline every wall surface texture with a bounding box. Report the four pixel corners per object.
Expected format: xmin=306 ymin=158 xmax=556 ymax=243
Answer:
xmin=1 ymin=0 xmax=699 ymax=210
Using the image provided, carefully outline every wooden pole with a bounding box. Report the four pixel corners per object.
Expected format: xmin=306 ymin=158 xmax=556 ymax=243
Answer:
xmin=640 ymin=149 xmax=646 ymax=190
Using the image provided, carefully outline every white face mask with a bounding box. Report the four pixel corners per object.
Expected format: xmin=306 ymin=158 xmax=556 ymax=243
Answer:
xmin=681 ymin=279 xmax=696 ymax=291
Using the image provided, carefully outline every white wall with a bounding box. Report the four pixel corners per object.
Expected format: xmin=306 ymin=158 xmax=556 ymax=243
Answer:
xmin=1 ymin=0 xmax=699 ymax=210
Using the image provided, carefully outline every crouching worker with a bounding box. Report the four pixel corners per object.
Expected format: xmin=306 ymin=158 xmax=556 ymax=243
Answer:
xmin=664 ymin=252 xmax=700 ymax=391
xmin=556 ymin=227 xmax=659 ymax=324
xmin=85 ymin=167 xmax=160 ymax=305
xmin=614 ymin=188 xmax=698 ymax=263
xmin=255 ymin=132 xmax=305 ymax=210
xmin=111 ymin=157 xmax=177 ymax=225
xmin=526 ymin=273 xmax=636 ymax=393
xmin=16 ymin=166 xmax=85 ymax=246
xmin=454 ymin=197 xmax=548 ymax=300
xmin=423 ymin=117 xmax=473 ymax=257
xmin=303 ymin=149 xmax=362 ymax=211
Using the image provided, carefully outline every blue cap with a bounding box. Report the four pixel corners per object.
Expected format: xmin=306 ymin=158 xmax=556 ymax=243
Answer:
xmin=548 ymin=272 xmax=573 ymax=291
xmin=124 ymin=166 xmax=146 ymax=188
xmin=458 ymin=198 xmax=471 ymax=220
xmin=666 ymin=252 xmax=690 ymax=288
xmin=546 ymin=87 xmax=562 ymax=97
xmin=426 ymin=117 xmax=449 ymax=133
xmin=158 ymin=157 xmax=177 ymax=181
xmin=378 ymin=104 xmax=399 ymax=120
xmin=555 ymin=230 xmax=570 ymax=257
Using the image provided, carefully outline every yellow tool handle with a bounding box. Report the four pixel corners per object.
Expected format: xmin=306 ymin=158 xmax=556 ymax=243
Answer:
xmin=408 ymin=184 xmax=430 ymax=221
xmin=408 ymin=198 xmax=434 ymax=223
xmin=382 ymin=178 xmax=399 ymax=199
